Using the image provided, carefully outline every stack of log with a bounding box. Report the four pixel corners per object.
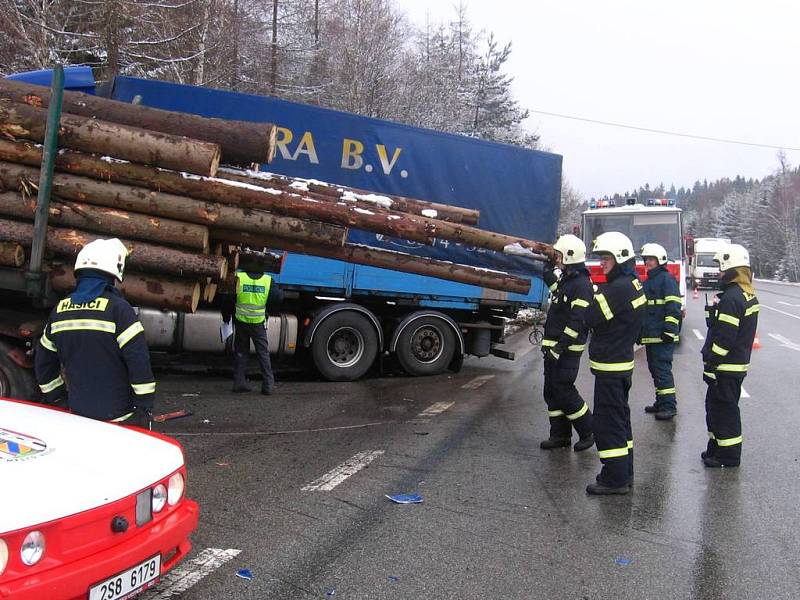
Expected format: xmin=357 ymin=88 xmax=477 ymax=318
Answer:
xmin=0 ymin=78 xmax=551 ymax=312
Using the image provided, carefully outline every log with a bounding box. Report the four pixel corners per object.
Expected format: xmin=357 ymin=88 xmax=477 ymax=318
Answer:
xmin=0 ymin=99 xmax=221 ymax=176
xmin=217 ymin=168 xmax=481 ymax=225
xmin=0 ymin=218 xmax=227 ymax=280
xmin=0 ymin=241 xmax=24 ymax=267
xmin=0 ymin=78 xmax=277 ymax=166
xmin=213 ymin=230 xmax=530 ymax=294
xmin=0 ymin=161 xmax=349 ymax=248
xmin=0 ymin=191 xmax=209 ymax=251
xmin=49 ymin=264 xmax=199 ymax=312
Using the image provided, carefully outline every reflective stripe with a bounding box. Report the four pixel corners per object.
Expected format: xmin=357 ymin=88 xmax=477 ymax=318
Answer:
xmin=631 ymin=294 xmax=647 ymax=309
xmin=708 ymin=431 xmax=715 ymax=439
xmin=51 ymin=319 xmax=116 ymax=334
xmin=563 ymin=326 xmax=579 ymax=339
xmin=717 ymin=363 xmax=748 ymax=373
xmin=717 ymin=313 xmax=740 ymax=326
xmin=647 ymin=299 xmax=665 ymax=305
xmin=566 ymin=403 xmax=589 ymax=420
xmin=542 ymin=339 xmax=557 ymax=347
xmin=665 ymin=316 xmax=680 ymax=325
xmin=39 ymin=375 xmax=64 ymax=393
xmin=598 ymin=447 xmax=629 ymax=459
xmin=663 ymin=332 xmax=679 ymax=341
xmin=641 ymin=337 xmax=662 ymax=344
xmin=548 ymin=409 xmax=565 ymax=417
xmin=627 ymin=440 xmax=634 ymax=449
xmin=548 ymin=282 xmax=558 ymax=292
xmin=656 ymin=387 xmax=676 ymax=395
xmin=117 ymin=322 xmax=145 ymax=349
xmin=40 ymin=332 xmax=57 ymax=352
xmin=594 ymin=293 xmax=614 ymax=320
xmin=571 ymin=298 xmax=590 ymax=308
xmin=590 ymin=360 xmax=635 ymax=372
xmin=703 ymin=370 xmax=717 ymax=380
xmin=567 ymin=344 xmax=586 ymax=352
xmin=111 ymin=412 xmax=135 ymax=423
xmin=132 ymin=381 xmax=156 ymax=395
xmin=548 ymin=349 xmax=560 ymax=361
xmin=745 ymin=305 xmax=760 ymax=316
xmin=665 ymin=295 xmax=682 ymax=304
xmin=716 ymin=435 xmax=743 ymax=447
xmin=711 ymin=343 xmax=729 ymax=356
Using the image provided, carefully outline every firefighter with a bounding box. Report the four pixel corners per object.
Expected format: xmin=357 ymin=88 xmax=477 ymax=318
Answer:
xmin=584 ymin=232 xmax=646 ymax=495
xmin=34 ymin=238 xmax=155 ymax=428
xmin=539 ymin=234 xmax=595 ymax=452
xmin=639 ymin=243 xmax=682 ymax=420
xmin=701 ymin=243 xmax=758 ymax=468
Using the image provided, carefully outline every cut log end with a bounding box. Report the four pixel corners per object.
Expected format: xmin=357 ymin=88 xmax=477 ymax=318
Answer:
xmin=265 ymin=125 xmax=277 ymax=164
xmin=0 ymin=242 xmax=24 ymax=267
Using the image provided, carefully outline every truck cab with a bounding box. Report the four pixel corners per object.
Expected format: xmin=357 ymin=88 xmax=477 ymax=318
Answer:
xmin=689 ymin=238 xmax=730 ymax=290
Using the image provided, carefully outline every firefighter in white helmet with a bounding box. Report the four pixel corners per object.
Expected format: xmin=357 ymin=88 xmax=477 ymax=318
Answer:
xmin=583 ymin=232 xmax=646 ymax=495
xmin=34 ymin=238 xmax=156 ymax=428
xmin=639 ymin=243 xmax=682 ymax=420
xmin=538 ymin=234 xmax=594 ymax=452
xmin=700 ymin=243 xmax=758 ymax=467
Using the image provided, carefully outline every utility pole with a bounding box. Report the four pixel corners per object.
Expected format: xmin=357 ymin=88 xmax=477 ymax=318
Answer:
xmin=270 ymin=0 xmax=278 ymax=94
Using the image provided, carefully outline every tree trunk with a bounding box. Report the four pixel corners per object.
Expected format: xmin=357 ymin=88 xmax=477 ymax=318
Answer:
xmin=0 ymin=161 xmax=348 ymax=248
xmin=0 ymin=78 xmax=277 ymax=166
xmin=0 ymin=242 xmax=24 ymax=267
xmin=0 ymin=191 xmax=209 ymax=251
xmin=0 ymin=217 xmax=227 ymax=280
xmin=49 ymin=265 xmax=200 ymax=312
xmin=0 ymin=100 xmax=221 ymax=176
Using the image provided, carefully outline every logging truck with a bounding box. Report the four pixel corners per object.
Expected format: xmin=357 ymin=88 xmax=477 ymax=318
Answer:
xmin=0 ymin=66 xmax=561 ymax=398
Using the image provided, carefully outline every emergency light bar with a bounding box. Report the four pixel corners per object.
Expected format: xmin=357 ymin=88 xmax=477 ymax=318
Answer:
xmin=647 ymin=198 xmax=675 ymax=206
xmin=589 ymin=199 xmax=617 ymax=209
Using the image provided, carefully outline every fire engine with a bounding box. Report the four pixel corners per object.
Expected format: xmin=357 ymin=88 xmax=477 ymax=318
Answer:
xmin=581 ymin=198 xmax=687 ymax=306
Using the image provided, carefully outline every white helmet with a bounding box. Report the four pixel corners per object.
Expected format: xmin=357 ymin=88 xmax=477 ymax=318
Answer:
xmin=552 ymin=234 xmax=586 ymax=265
xmin=592 ymin=231 xmax=634 ymax=263
xmin=714 ymin=243 xmax=749 ymax=271
xmin=640 ymin=243 xmax=668 ymax=265
xmin=74 ymin=238 xmax=129 ymax=282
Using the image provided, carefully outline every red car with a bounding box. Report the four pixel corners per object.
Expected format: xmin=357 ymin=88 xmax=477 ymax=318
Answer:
xmin=0 ymin=399 xmax=199 ymax=600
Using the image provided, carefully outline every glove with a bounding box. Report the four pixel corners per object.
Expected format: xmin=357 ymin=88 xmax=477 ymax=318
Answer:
xmin=129 ymin=406 xmax=153 ymax=430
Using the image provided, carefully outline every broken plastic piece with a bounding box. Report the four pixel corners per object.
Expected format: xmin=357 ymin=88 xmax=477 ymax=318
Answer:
xmin=236 ymin=568 xmax=253 ymax=580
xmin=385 ymin=493 xmax=423 ymax=504
xmin=388 ymin=575 xmax=399 ymax=582
xmin=615 ymin=558 xmax=631 ymax=566
xmin=326 ymin=589 xmax=336 ymax=596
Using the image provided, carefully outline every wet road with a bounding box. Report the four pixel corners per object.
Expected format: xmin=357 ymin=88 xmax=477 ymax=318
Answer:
xmin=143 ymin=280 xmax=800 ymax=600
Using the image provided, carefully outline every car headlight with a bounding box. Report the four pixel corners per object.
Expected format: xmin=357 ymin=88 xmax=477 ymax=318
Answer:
xmin=152 ymin=484 xmax=167 ymax=513
xmin=168 ymin=473 xmax=185 ymax=506
xmin=21 ymin=531 xmax=45 ymax=566
xmin=0 ymin=538 xmax=8 ymax=575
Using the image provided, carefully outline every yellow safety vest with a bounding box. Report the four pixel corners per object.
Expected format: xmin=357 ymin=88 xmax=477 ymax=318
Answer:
xmin=235 ymin=272 xmax=271 ymax=324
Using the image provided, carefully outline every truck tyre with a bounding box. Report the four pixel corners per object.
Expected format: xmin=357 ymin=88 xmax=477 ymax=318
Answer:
xmin=311 ymin=312 xmax=378 ymax=381
xmin=0 ymin=341 xmax=39 ymax=401
xmin=395 ymin=316 xmax=456 ymax=376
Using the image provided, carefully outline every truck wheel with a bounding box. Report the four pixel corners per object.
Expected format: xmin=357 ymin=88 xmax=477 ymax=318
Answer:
xmin=311 ymin=312 xmax=378 ymax=381
xmin=0 ymin=341 xmax=39 ymax=401
xmin=395 ymin=316 xmax=455 ymax=376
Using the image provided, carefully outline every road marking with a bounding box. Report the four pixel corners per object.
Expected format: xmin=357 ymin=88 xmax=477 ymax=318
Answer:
xmin=777 ymin=301 xmax=800 ymax=307
xmin=692 ymin=329 xmax=704 ymax=340
xmin=461 ymin=375 xmax=494 ymax=389
xmin=142 ymin=548 xmax=241 ymax=599
xmin=301 ymin=450 xmax=384 ymax=492
xmin=741 ymin=387 xmax=751 ymax=399
xmin=417 ymin=401 xmax=455 ymax=418
xmin=761 ymin=304 xmax=800 ymax=321
xmin=767 ymin=333 xmax=800 ymax=352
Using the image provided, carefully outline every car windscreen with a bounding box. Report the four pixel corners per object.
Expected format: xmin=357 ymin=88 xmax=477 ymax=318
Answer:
xmin=583 ymin=212 xmax=682 ymax=260
xmin=695 ymin=254 xmax=717 ymax=267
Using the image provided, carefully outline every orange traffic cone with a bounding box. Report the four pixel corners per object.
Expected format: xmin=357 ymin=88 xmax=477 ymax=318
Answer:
xmin=752 ymin=333 xmax=761 ymax=349
xmin=692 ymin=287 xmax=699 ymax=300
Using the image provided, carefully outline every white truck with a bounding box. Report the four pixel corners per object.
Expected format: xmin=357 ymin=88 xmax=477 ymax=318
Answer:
xmin=689 ymin=237 xmax=730 ymax=289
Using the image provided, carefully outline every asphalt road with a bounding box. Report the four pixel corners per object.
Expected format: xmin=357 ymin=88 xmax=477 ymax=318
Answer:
xmin=142 ymin=279 xmax=800 ymax=600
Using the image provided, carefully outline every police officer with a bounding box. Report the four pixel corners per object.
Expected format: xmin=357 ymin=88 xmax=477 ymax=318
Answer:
xmin=35 ymin=238 xmax=155 ymax=428
xmin=539 ymin=234 xmax=594 ymax=451
xmin=584 ymin=232 xmax=646 ymax=495
xmin=639 ymin=243 xmax=682 ymax=420
xmin=701 ymin=243 xmax=758 ymax=468
xmin=224 ymin=256 xmax=281 ymax=395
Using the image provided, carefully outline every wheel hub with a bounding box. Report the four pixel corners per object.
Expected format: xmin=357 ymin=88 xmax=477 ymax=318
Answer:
xmin=411 ymin=326 xmax=442 ymax=362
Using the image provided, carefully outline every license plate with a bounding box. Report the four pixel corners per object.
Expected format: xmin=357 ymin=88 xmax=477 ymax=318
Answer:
xmin=88 ymin=554 xmax=161 ymax=600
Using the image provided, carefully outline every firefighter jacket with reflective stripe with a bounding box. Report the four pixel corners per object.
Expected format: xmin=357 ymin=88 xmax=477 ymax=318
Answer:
xmin=585 ymin=262 xmax=646 ymax=376
xmin=34 ymin=287 xmax=155 ymax=420
xmin=542 ymin=265 xmax=593 ymax=359
xmin=235 ymin=272 xmax=272 ymax=324
xmin=702 ymin=283 xmax=758 ymax=379
xmin=641 ymin=265 xmax=682 ymax=344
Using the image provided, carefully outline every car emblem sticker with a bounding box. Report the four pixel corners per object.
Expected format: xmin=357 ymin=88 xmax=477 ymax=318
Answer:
xmin=0 ymin=428 xmax=50 ymax=461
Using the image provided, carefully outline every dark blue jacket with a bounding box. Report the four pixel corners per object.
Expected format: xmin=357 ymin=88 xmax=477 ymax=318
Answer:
xmin=641 ymin=265 xmax=682 ymax=344
xmin=542 ymin=264 xmax=593 ymax=363
xmin=702 ymin=281 xmax=759 ymax=380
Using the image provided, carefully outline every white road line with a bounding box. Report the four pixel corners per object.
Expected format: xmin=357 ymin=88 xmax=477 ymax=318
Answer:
xmin=761 ymin=304 xmax=800 ymax=321
xmin=777 ymin=301 xmax=800 ymax=307
xmin=741 ymin=387 xmax=751 ymax=399
xmin=461 ymin=375 xmax=495 ymax=390
xmin=417 ymin=401 xmax=455 ymax=418
xmin=693 ymin=329 xmax=705 ymax=340
xmin=301 ymin=450 xmax=384 ymax=492
xmin=767 ymin=333 xmax=800 ymax=352
xmin=142 ymin=548 xmax=241 ymax=599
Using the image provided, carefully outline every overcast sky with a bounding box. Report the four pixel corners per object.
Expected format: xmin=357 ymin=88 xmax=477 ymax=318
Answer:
xmin=401 ymin=0 xmax=800 ymax=199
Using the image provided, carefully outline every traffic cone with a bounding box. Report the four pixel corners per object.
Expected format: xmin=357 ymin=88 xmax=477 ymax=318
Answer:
xmin=752 ymin=333 xmax=761 ymax=349
xmin=692 ymin=287 xmax=699 ymax=300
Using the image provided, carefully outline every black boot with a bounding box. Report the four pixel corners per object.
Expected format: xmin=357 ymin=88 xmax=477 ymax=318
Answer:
xmin=573 ymin=434 xmax=594 ymax=452
xmin=644 ymin=404 xmax=659 ymax=414
xmin=655 ymin=407 xmax=677 ymax=420
xmin=703 ymin=456 xmax=740 ymax=468
xmin=540 ymin=437 xmax=571 ymax=450
xmin=586 ymin=481 xmax=631 ymax=495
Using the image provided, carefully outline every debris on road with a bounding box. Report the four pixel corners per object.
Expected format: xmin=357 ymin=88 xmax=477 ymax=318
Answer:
xmin=236 ymin=568 xmax=253 ymax=580
xmin=326 ymin=588 xmax=336 ymax=596
xmin=615 ymin=558 xmax=631 ymax=566
xmin=153 ymin=409 xmax=193 ymax=423
xmin=388 ymin=575 xmax=399 ymax=582
xmin=386 ymin=493 xmax=423 ymax=504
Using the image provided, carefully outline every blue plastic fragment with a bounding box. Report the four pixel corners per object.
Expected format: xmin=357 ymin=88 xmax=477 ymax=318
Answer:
xmin=326 ymin=589 xmax=336 ymax=596
xmin=615 ymin=558 xmax=631 ymax=566
xmin=236 ymin=568 xmax=253 ymax=580
xmin=388 ymin=575 xmax=399 ymax=582
xmin=385 ymin=493 xmax=423 ymax=504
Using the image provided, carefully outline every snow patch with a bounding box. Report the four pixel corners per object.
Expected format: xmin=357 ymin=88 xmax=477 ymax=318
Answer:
xmin=503 ymin=242 xmax=537 ymax=257
xmin=354 ymin=207 xmax=375 ymax=215
xmin=421 ymin=209 xmax=438 ymax=218
xmin=289 ymin=181 xmax=309 ymax=192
